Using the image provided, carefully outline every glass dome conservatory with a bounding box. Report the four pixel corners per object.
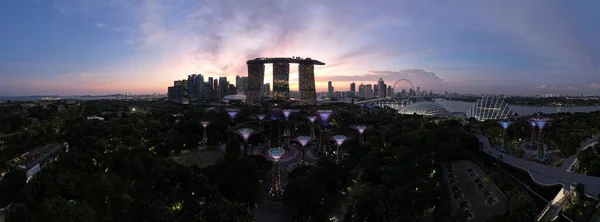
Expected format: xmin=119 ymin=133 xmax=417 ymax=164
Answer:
xmin=399 ymin=101 xmax=450 ymax=117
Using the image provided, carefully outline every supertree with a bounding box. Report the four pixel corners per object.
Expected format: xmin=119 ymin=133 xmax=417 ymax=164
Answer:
xmin=282 ymin=109 xmax=294 ymax=137
xmin=332 ymin=135 xmax=347 ymax=164
xmin=238 ymin=128 xmax=254 ymax=156
xmin=528 ymin=120 xmax=537 ymax=148
xmin=533 ymin=118 xmax=551 ymax=161
xmin=270 ymin=108 xmax=282 ymax=147
xmin=354 ymin=125 xmax=371 ymax=145
xmin=226 ymin=108 xmax=239 ymax=125
xmin=200 ymin=121 xmax=210 ymax=144
xmin=306 ymin=116 xmax=318 ymax=139
xmin=297 ymin=136 xmax=312 ymax=166
xmin=498 ymin=120 xmax=513 ymax=153
xmin=257 ymin=115 xmax=266 ymax=131
xmin=317 ymin=110 xmax=333 ymax=155
xmin=268 ymin=147 xmax=285 ymax=200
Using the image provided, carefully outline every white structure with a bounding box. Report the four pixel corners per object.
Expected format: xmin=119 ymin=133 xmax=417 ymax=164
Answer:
xmin=87 ymin=116 xmax=105 ymax=121
xmin=466 ymin=95 xmax=514 ymax=121
xmin=399 ymin=101 xmax=450 ymax=117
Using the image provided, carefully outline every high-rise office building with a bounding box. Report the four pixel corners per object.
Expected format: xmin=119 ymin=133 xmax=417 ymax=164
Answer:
xmin=416 ymin=87 xmax=420 ymax=97
xmin=387 ymin=85 xmax=393 ymax=98
xmin=195 ymin=74 xmax=205 ymax=101
xmin=236 ymin=76 xmax=249 ymax=95
xmin=187 ymin=74 xmax=197 ymax=100
xmin=208 ymin=77 xmax=214 ymax=90
xmin=350 ymin=82 xmax=356 ymax=98
xmin=364 ymin=84 xmax=373 ymax=98
xmin=213 ymin=79 xmax=219 ymax=99
xmin=373 ymin=85 xmax=378 ymax=97
xmin=378 ymin=78 xmax=386 ymax=98
xmin=327 ymin=81 xmax=334 ymax=98
xmin=263 ymin=83 xmax=271 ymax=97
xmin=218 ymin=77 xmax=228 ymax=99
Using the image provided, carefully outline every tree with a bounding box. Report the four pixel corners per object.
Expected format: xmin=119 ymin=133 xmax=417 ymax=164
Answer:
xmin=225 ymin=137 xmax=241 ymax=157
xmin=0 ymin=169 xmax=27 ymax=207
xmin=32 ymin=198 xmax=96 ymax=222
xmin=6 ymin=203 xmax=31 ymax=222
xmin=507 ymin=189 xmax=537 ymax=221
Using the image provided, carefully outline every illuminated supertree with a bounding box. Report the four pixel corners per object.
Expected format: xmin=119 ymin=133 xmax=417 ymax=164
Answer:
xmin=354 ymin=125 xmax=371 ymax=145
xmin=268 ymin=147 xmax=285 ymax=200
xmin=282 ymin=109 xmax=294 ymax=137
xmin=533 ymin=118 xmax=551 ymax=161
xmin=498 ymin=120 xmax=513 ymax=153
xmin=332 ymin=135 xmax=347 ymax=164
xmin=200 ymin=121 xmax=210 ymax=144
xmin=238 ymin=128 xmax=254 ymax=156
xmin=297 ymin=136 xmax=312 ymax=166
xmin=528 ymin=120 xmax=537 ymax=148
xmin=257 ymin=115 xmax=266 ymax=131
xmin=226 ymin=108 xmax=239 ymax=124
xmin=306 ymin=116 xmax=318 ymax=139
xmin=317 ymin=110 xmax=333 ymax=155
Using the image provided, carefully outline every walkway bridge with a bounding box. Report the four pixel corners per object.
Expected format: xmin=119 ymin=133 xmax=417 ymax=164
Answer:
xmin=354 ymin=97 xmax=395 ymax=105
xmin=537 ymin=188 xmax=573 ymax=222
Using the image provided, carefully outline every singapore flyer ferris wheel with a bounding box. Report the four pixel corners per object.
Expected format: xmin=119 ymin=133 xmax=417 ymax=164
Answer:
xmin=392 ymin=78 xmax=415 ymax=103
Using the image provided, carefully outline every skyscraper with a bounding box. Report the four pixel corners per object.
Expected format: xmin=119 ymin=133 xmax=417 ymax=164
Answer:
xmin=416 ymin=87 xmax=420 ymax=97
xmin=327 ymin=81 xmax=334 ymax=98
xmin=218 ymin=77 xmax=228 ymax=99
xmin=187 ymin=74 xmax=197 ymax=100
xmin=236 ymin=76 xmax=249 ymax=95
xmin=365 ymin=84 xmax=373 ymax=98
xmin=213 ymin=79 xmax=219 ymax=100
xmin=263 ymin=83 xmax=271 ymax=97
xmin=387 ymin=85 xmax=393 ymax=98
xmin=196 ymin=74 xmax=205 ymax=101
xmin=350 ymin=82 xmax=356 ymax=98
xmin=378 ymin=78 xmax=386 ymax=98
xmin=373 ymin=85 xmax=378 ymax=97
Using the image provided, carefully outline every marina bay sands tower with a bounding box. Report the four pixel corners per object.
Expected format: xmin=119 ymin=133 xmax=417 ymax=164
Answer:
xmin=246 ymin=57 xmax=325 ymax=105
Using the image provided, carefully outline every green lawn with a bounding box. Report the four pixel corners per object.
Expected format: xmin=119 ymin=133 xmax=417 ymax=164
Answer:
xmin=171 ymin=148 xmax=224 ymax=168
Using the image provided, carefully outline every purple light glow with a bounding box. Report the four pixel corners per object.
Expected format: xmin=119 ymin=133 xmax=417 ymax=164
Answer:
xmin=226 ymin=109 xmax=239 ymax=120
xmin=356 ymin=125 xmax=367 ymax=134
xmin=238 ymin=128 xmax=254 ymax=140
xmin=297 ymin=136 xmax=311 ymax=147
xmin=498 ymin=121 xmax=513 ymax=129
xmin=268 ymin=147 xmax=285 ymax=160
xmin=282 ymin=109 xmax=293 ymax=119
xmin=200 ymin=121 xmax=210 ymax=128
xmin=529 ymin=120 xmax=536 ymax=127
xmin=534 ymin=118 xmax=550 ymax=129
xmin=317 ymin=110 xmax=333 ymax=126
xmin=257 ymin=115 xmax=265 ymax=121
xmin=332 ymin=135 xmax=347 ymax=146
xmin=307 ymin=116 xmax=317 ymax=123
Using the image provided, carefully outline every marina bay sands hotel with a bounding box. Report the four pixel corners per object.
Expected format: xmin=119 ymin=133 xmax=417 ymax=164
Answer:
xmin=246 ymin=57 xmax=325 ymax=105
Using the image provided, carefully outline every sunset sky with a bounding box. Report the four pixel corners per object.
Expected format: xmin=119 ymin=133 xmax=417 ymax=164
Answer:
xmin=1 ymin=0 xmax=599 ymax=96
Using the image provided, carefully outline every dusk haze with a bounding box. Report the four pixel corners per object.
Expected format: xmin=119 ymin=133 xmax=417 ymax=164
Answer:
xmin=1 ymin=0 xmax=600 ymax=96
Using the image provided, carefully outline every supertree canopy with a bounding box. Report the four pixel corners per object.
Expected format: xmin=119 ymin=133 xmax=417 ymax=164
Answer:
xmin=297 ymin=136 xmax=312 ymax=166
xmin=306 ymin=116 xmax=317 ymax=123
xmin=317 ymin=110 xmax=333 ymax=127
xmin=332 ymin=135 xmax=347 ymax=146
xmin=238 ymin=128 xmax=254 ymax=141
xmin=282 ymin=109 xmax=294 ymax=120
xmin=226 ymin=108 xmax=239 ymax=120
xmin=257 ymin=115 xmax=266 ymax=121
xmin=498 ymin=120 xmax=513 ymax=129
xmin=200 ymin=121 xmax=210 ymax=128
xmin=297 ymin=136 xmax=311 ymax=147
xmin=268 ymin=147 xmax=285 ymax=161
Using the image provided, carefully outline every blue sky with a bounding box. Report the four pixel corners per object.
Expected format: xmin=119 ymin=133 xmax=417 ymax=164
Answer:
xmin=0 ymin=0 xmax=599 ymax=95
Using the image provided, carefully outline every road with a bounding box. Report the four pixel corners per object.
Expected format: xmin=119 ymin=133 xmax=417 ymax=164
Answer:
xmin=475 ymin=134 xmax=600 ymax=196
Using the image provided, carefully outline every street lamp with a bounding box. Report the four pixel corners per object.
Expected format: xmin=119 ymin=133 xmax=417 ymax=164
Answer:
xmin=317 ymin=110 xmax=333 ymax=155
xmin=297 ymin=136 xmax=312 ymax=167
xmin=306 ymin=116 xmax=318 ymax=139
xmin=282 ymin=109 xmax=294 ymax=137
xmin=238 ymin=128 xmax=254 ymax=156
xmin=498 ymin=120 xmax=513 ymax=153
xmin=268 ymin=147 xmax=285 ymax=200
xmin=200 ymin=121 xmax=210 ymax=144
xmin=332 ymin=135 xmax=347 ymax=164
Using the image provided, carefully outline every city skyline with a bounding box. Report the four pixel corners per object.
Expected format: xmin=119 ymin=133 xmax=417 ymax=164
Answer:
xmin=1 ymin=0 xmax=600 ymax=96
